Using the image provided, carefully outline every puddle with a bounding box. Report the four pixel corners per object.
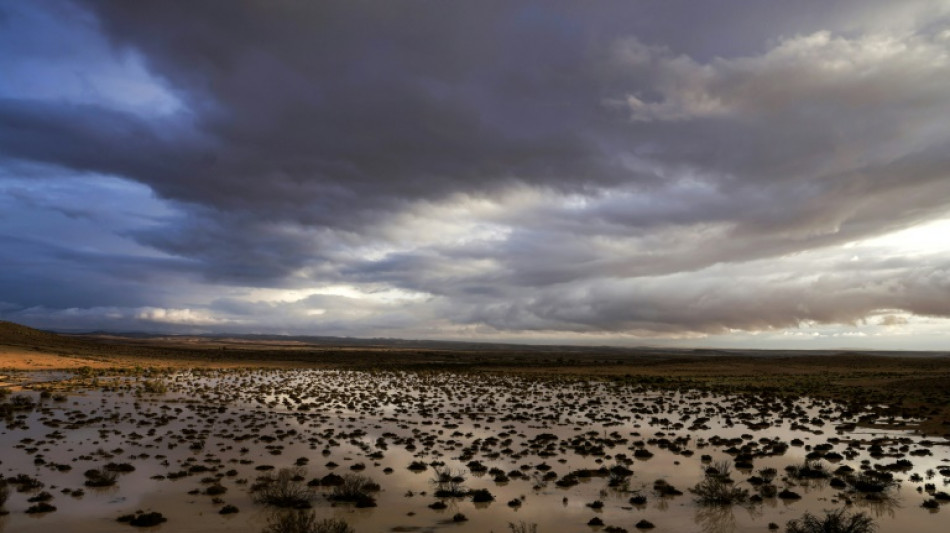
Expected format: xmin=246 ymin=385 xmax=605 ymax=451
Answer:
xmin=0 ymin=369 xmax=947 ymax=532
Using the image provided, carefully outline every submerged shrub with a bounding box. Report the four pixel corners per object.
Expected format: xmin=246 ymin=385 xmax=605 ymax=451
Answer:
xmin=262 ymin=511 xmax=354 ymax=533
xmin=9 ymin=473 xmax=43 ymax=492
xmin=0 ymin=481 xmax=9 ymax=509
xmin=118 ymin=511 xmax=167 ymax=527
xmin=431 ymin=465 xmax=468 ymax=497
xmin=84 ymin=468 xmax=118 ymax=487
xmin=470 ymin=488 xmax=495 ymax=503
xmin=847 ymin=473 xmax=895 ymax=494
xmin=25 ymin=502 xmax=57 ymax=514
xmin=691 ymin=460 xmax=748 ymax=506
xmin=141 ymin=380 xmax=168 ymax=394
xmin=328 ymin=474 xmax=378 ymax=507
xmin=252 ymin=468 xmax=314 ymax=509
xmin=785 ymin=509 xmax=876 ymax=533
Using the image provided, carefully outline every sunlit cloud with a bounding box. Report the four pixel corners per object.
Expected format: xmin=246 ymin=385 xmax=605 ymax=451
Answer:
xmin=2 ymin=0 xmax=949 ymax=348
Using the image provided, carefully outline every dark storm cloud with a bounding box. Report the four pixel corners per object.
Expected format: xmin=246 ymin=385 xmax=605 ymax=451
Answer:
xmin=0 ymin=232 xmax=195 ymax=309
xmin=4 ymin=0 xmax=950 ymax=338
xmin=0 ymin=98 xmax=194 ymax=180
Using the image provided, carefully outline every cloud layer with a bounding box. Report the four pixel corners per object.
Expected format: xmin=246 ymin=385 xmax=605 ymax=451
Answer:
xmin=2 ymin=1 xmax=950 ymax=346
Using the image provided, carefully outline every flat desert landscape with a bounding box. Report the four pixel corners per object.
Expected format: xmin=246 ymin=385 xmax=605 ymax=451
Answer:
xmin=2 ymin=322 xmax=949 ymax=533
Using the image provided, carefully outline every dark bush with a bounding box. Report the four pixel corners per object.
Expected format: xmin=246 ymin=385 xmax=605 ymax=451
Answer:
xmin=328 ymin=474 xmax=378 ymax=508
xmin=85 ymin=468 xmax=118 ymax=487
xmin=471 ymin=488 xmax=494 ymax=502
xmin=262 ymin=511 xmax=354 ymax=533
xmin=25 ymin=502 xmax=57 ymax=514
xmin=785 ymin=509 xmax=875 ymax=533
xmin=252 ymin=468 xmax=314 ymax=509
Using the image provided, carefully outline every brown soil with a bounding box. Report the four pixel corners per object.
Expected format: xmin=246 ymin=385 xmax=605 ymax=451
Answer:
xmin=3 ymin=320 xmax=950 ymax=437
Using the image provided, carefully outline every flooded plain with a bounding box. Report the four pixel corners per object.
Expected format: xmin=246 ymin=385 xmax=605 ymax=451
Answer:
xmin=0 ymin=369 xmax=948 ymax=532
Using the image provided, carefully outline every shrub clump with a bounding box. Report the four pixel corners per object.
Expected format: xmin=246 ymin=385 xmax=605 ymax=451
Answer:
xmin=141 ymin=380 xmax=168 ymax=393
xmin=328 ymin=474 xmax=378 ymax=508
xmin=262 ymin=511 xmax=354 ymax=533
xmin=407 ymin=461 xmax=428 ymax=472
xmin=690 ymin=461 xmax=748 ymax=506
xmin=117 ymin=511 xmax=168 ymax=527
xmin=25 ymin=502 xmax=57 ymax=514
xmin=785 ymin=509 xmax=876 ymax=533
xmin=0 ymin=480 xmax=8 ymax=515
xmin=252 ymin=468 xmax=314 ymax=509
xmin=84 ymin=468 xmax=118 ymax=487
xmin=431 ymin=465 xmax=468 ymax=498
xmin=470 ymin=488 xmax=494 ymax=503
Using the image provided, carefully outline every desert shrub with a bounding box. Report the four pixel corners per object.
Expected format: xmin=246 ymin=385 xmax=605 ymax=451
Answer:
xmin=10 ymin=394 xmax=36 ymax=410
xmin=509 ymin=522 xmax=539 ymax=533
xmin=431 ymin=465 xmax=468 ymax=498
xmin=25 ymin=502 xmax=56 ymax=514
xmin=206 ymin=484 xmax=227 ymax=496
xmin=785 ymin=509 xmax=876 ymax=533
xmin=847 ymin=473 xmax=895 ymax=494
xmin=117 ymin=511 xmax=167 ymax=526
xmin=130 ymin=512 xmax=167 ymax=527
xmin=9 ymin=473 xmax=44 ymax=492
xmin=787 ymin=460 xmax=829 ymax=480
xmin=778 ymin=489 xmax=802 ymax=500
xmin=470 ymin=488 xmax=494 ymax=502
xmin=328 ymin=474 xmax=377 ymax=507
xmin=141 ymin=379 xmax=168 ymax=393
xmin=252 ymin=468 xmax=314 ymax=509
xmin=758 ymin=468 xmax=778 ymax=484
xmin=262 ymin=511 xmax=354 ymax=533
xmin=27 ymin=491 xmax=52 ymax=502
xmin=84 ymin=468 xmax=118 ymax=487
xmin=691 ymin=461 xmax=748 ymax=506
xmin=407 ymin=461 xmax=428 ymax=471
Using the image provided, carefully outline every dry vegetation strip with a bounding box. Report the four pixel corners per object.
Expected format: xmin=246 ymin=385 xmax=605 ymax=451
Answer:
xmin=2 ymin=320 xmax=950 ymax=438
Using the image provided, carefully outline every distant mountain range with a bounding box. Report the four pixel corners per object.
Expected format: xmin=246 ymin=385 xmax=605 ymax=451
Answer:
xmin=3 ymin=320 xmax=949 ymax=360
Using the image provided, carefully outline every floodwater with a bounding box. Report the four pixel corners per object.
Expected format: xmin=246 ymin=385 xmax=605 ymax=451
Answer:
xmin=0 ymin=369 xmax=947 ymax=532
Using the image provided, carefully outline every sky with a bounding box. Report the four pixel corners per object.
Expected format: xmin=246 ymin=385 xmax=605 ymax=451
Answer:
xmin=2 ymin=0 xmax=950 ymax=349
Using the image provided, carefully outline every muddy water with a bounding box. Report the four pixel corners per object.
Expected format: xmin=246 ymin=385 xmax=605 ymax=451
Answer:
xmin=0 ymin=370 xmax=947 ymax=532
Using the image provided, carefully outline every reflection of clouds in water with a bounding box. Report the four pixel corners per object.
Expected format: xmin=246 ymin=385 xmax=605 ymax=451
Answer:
xmin=0 ymin=370 xmax=945 ymax=532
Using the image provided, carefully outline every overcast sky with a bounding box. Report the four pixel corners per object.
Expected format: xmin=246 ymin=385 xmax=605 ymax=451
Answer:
xmin=2 ymin=0 xmax=950 ymax=348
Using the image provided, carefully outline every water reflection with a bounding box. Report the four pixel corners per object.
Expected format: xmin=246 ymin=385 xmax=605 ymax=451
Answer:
xmin=0 ymin=369 xmax=945 ymax=533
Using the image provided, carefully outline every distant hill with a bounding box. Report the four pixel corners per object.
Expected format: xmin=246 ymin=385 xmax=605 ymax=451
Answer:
xmin=0 ymin=321 xmax=79 ymax=348
xmin=0 ymin=320 xmax=112 ymax=357
xmin=2 ymin=320 xmax=948 ymax=364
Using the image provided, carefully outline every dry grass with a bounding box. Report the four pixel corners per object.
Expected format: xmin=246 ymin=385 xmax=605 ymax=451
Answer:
xmin=3 ymin=320 xmax=950 ymax=436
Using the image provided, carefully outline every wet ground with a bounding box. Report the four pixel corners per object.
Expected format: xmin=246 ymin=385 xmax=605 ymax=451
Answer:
xmin=0 ymin=369 xmax=947 ymax=532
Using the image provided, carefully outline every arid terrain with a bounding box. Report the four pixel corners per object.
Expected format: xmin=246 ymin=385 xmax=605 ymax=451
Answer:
xmin=3 ymin=321 xmax=949 ymax=438
xmin=1 ymin=321 xmax=950 ymax=533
